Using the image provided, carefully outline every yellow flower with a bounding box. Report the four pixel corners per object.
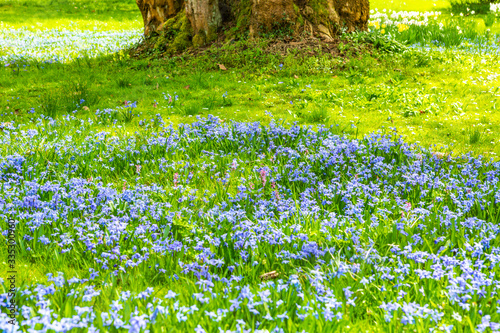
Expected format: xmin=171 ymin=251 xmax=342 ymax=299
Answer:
xmin=382 ymin=24 xmax=386 ymax=28
xmin=398 ymin=23 xmax=409 ymax=32
xmin=381 ymin=29 xmax=385 ymax=34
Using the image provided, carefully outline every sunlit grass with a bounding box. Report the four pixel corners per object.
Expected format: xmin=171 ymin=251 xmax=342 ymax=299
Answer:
xmin=2 ymin=45 xmax=500 ymax=158
xmin=0 ymin=0 xmax=141 ymax=30
xmin=0 ymin=19 xmax=141 ymax=31
xmin=371 ymin=0 xmax=450 ymax=11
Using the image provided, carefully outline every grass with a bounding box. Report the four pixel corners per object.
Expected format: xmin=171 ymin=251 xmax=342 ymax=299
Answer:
xmin=0 ymin=0 xmax=141 ymax=29
xmin=2 ymin=41 xmax=500 ymax=158
xmin=370 ymin=0 xmax=449 ymax=11
xmin=2 ymin=0 xmax=500 ymax=331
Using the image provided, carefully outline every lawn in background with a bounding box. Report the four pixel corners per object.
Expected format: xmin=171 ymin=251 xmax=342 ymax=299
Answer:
xmin=0 ymin=0 xmax=141 ymax=28
xmin=371 ymin=0 xmax=449 ymax=11
xmin=1 ymin=0 xmax=500 ymax=158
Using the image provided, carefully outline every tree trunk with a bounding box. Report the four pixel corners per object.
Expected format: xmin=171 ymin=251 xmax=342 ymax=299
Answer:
xmin=137 ymin=0 xmax=184 ymax=36
xmin=136 ymin=0 xmax=369 ymax=51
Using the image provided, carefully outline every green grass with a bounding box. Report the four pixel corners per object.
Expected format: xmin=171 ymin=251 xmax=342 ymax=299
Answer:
xmin=0 ymin=0 xmax=141 ymax=30
xmin=370 ymin=0 xmax=449 ymax=11
xmin=2 ymin=0 xmax=500 ymax=295
xmin=2 ymin=41 xmax=500 ymax=159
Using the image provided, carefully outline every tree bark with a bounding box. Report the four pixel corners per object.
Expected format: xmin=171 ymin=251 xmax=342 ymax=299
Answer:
xmin=136 ymin=0 xmax=369 ymax=50
xmin=137 ymin=0 xmax=184 ymax=36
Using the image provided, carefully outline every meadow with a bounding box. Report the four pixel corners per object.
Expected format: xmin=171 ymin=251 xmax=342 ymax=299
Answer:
xmin=1 ymin=0 xmax=500 ymax=332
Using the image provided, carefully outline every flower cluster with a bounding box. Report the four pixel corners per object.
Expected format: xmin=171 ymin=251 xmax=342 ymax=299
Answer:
xmin=0 ymin=26 xmax=141 ymax=64
xmin=0 ymin=114 xmax=500 ymax=331
xmin=369 ymin=9 xmax=442 ymax=29
xmin=368 ymin=8 xmax=500 ymax=53
xmin=492 ymin=3 xmax=500 ymax=16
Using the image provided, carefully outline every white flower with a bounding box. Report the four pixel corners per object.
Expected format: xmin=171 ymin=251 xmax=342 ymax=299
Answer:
xmin=452 ymin=312 xmax=462 ymax=322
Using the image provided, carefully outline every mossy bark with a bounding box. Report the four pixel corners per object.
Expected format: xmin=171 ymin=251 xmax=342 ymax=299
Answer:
xmin=136 ymin=0 xmax=369 ymax=53
xmin=137 ymin=0 xmax=184 ymax=35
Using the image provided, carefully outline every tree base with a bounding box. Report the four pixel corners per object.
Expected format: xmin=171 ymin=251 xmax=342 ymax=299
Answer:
xmin=129 ymin=30 xmax=373 ymax=64
xmin=135 ymin=0 xmax=369 ymax=56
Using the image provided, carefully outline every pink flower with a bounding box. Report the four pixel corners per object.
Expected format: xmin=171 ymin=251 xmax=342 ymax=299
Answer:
xmin=260 ymin=169 xmax=267 ymax=187
xmin=174 ymin=173 xmax=179 ymax=187
xmin=136 ymin=165 xmax=142 ymax=175
xmin=403 ymin=202 xmax=412 ymax=211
